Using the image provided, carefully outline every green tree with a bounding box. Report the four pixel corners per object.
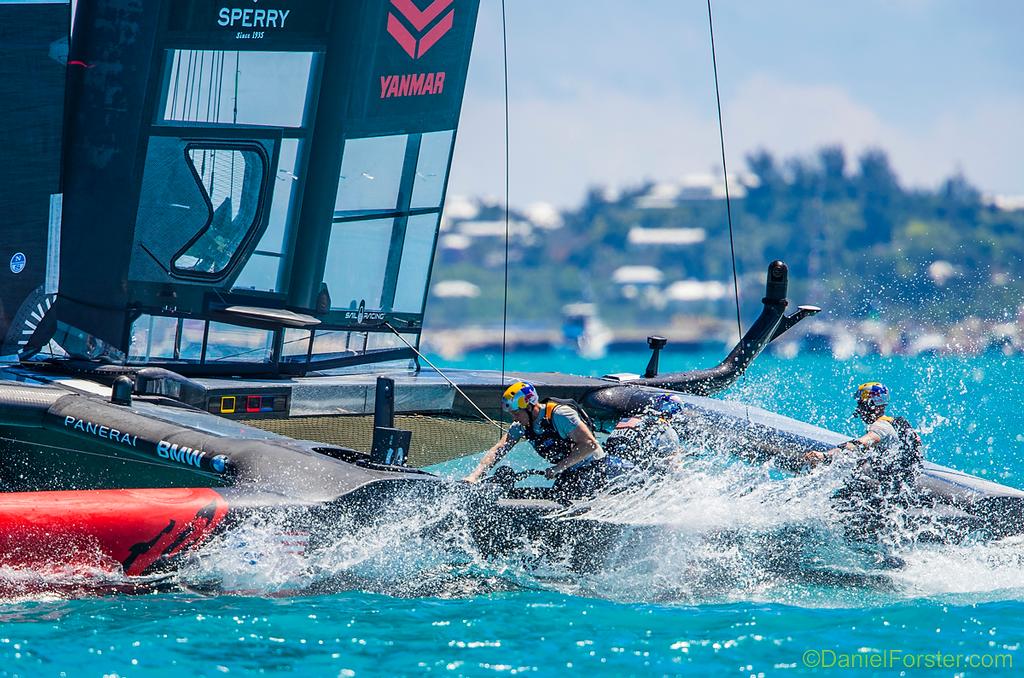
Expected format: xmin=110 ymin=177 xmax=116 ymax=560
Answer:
xmin=855 ymin=148 xmax=900 ymax=245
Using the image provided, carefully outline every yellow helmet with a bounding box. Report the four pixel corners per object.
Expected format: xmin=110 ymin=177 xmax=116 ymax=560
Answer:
xmin=855 ymin=382 xmax=890 ymax=408
xmin=502 ymin=381 xmax=538 ymax=412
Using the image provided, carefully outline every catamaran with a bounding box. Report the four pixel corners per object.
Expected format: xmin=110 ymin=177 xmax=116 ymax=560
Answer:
xmin=0 ymin=0 xmax=1021 ymax=586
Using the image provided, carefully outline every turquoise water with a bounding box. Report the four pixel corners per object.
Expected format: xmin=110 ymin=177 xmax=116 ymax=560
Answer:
xmin=3 ymin=350 xmax=1024 ymax=677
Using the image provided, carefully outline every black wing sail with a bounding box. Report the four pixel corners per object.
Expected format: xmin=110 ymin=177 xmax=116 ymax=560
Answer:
xmin=47 ymin=0 xmax=479 ymax=374
xmin=0 ymin=1 xmax=69 ymax=357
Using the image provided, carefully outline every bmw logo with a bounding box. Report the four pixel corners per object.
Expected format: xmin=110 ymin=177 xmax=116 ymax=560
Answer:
xmin=211 ymin=455 xmax=228 ymax=473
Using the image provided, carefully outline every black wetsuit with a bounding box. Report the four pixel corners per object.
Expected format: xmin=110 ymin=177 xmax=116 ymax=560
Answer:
xmin=604 ymin=413 xmax=682 ymax=466
xmin=834 ymin=415 xmax=923 ymax=538
xmin=521 ymin=400 xmax=630 ymax=501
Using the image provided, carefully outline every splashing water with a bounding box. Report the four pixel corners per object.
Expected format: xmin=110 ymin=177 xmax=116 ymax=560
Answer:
xmin=3 ymin=352 xmax=1024 ymax=676
xmin=102 ymin=423 xmax=1017 ymax=608
xmin=8 ymin=405 xmax=1024 ymax=607
xmin=1 ymin=352 xmax=1023 ymax=608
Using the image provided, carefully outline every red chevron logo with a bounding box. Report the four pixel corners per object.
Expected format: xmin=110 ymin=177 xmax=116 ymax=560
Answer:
xmin=387 ymin=0 xmax=455 ymax=59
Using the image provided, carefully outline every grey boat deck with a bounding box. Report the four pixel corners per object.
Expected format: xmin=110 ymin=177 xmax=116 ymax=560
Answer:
xmin=194 ymin=367 xmax=614 ymax=419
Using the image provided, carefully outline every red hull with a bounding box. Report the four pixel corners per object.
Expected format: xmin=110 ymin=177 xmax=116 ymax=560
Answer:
xmin=0 ymin=488 xmax=228 ymax=576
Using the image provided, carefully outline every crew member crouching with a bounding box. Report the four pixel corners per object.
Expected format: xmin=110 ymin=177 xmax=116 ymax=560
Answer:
xmin=804 ymin=381 xmax=924 ymax=536
xmin=464 ymin=381 xmax=630 ymax=501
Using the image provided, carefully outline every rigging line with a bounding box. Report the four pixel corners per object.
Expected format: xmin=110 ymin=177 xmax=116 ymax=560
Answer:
xmin=205 ymin=49 xmax=215 ymax=124
xmin=499 ymin=0 xmax=510 ymax=396
xmin=211 ymin=53 xmax=225 ymax=189
xmin=233 ymin=51 xmax=240 ymax=124
xmin=215 ymin=51 xmax=224 ymax=123
xmin=170 ymin=49 xmax=182 ymax=120
xmin=232 ymin=51 xmax=240 ymax=188
xmin=187 ymin=49 xmax=197 ymax=121
xmin=183 ymin=49 xmax=195 ymax=121
xmin=191 ymin=49 xmax=202 ymax=121
xmin=0 ymin=436 xmax=224 ymax=480
xmin=216 ymin=51 xmax=223 ymax=120
xmin=196 ymin=50 xmax=206 ymax=123
xmin=178 ymin=51 xmax=187 ymax=120
xmin=210 ymin=59 xmax=219 ymax=188
xmin=706 ymin=0 xmax=743 ymax=340
xmin=384 ymin=323 xmax=504 ymax=431
xmin=214 ymin=52 xmax=221 ymax=122
xmin=215 ymin=51 xmax=223 ymax=122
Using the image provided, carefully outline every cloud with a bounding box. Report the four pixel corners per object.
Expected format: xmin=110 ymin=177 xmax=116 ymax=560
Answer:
xmin=729 ymin=74 xmax=1024 ymax=193
xmin=450 ymin=72 xmax=1024 ymax=208
xmin=727 ymin=75 xmax=889 ymax=159
xmin=450 ymin=89 xmax=723 ymax=208
xmin=896 ymin=95 xmax=1024 ymax=193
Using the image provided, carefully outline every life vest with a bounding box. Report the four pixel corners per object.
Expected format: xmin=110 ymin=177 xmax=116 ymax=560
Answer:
xmin=521 ymin=398 xmax=594 ymax=464
xmin=606 ymin=412 xmax=679 ymax=463
xmin=877 ymin=415 xmax=922 ymax=455
xmin=869 ymin=415 xmax=923 ymax=486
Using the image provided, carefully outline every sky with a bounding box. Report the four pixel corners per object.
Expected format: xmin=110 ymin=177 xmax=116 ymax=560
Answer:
xmin=448 ymin=0 xmax=1024 ymax=208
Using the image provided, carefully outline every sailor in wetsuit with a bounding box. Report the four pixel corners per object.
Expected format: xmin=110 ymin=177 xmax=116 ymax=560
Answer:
xmin=463 ymin=381 xmax=628 ymax=500
xmin=803 ymin=381 xmax=924 ymax=536
xmin=604 ymin=394 xmax=683 ymax=465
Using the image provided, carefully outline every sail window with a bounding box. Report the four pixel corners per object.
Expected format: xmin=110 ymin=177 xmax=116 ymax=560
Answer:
xmin=161 ymin=50 xmax=315 ymax=128
xmin=310 ymin=330 xmax=363 ymax=360
xmin=323 ymin=217 xmax=394 ymax=311
xmin=300 ymin=329 xmax=416 ymax=360
xmin=411 ymin=130 xmax=454 ymax=209
xmin=172 ymin=146 xmax=267 ymax=277
xmin=128 ymin=315 xmax=179 ymax=363
xmin=204 ymin=323 xmax=274 ymax=363
xmin=335 ymin=135 xmax=408 ymax=213
xmin=262 ymin=138 xmax=301 ymax=254
xmin=393 ymin=213 xmax=441 ymax=313
xmin=128 ymin=315 xmax=275 ymax=366
xmin=281 ymin=328 xmax=313 ymax=359
xmin=232 ymin=139 xmax=302 ymax=292
xmin=323 ymin=130 xmax=455 ymax=316
xmin=127 ymin=316 xmax=211 ymax=363
xmin=177 ymin=319 xmax=208 ymax=361
xmin=365 ymin=331 xmax=416 ymax=351
xmin=232 ymin=252 xmax=281 ymax=292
